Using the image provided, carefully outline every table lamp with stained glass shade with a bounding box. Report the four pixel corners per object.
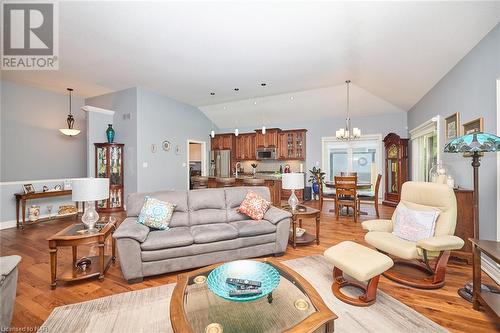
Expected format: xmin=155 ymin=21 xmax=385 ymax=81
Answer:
xmin=71 ymin=178 xmax=110 ymax=231
xmin=444 ymin=132 xmax=500 ymax=302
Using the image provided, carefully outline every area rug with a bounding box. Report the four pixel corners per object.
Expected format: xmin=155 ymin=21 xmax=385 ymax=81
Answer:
xmin=39 ymin=255 xmax=447 ymax=333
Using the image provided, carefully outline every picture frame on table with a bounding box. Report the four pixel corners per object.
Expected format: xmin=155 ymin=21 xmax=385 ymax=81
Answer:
xmin=462 ymin=117 xmax=484 ymax=134
xmin=444 ymin=113 xmax=460 ymax=141
xmin=23 ymin=184 xmax=36 ymax=194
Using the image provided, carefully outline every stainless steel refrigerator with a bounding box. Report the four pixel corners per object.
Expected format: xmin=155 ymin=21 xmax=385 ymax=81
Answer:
xmin=210 ymin=150 xmax=231 ymax=177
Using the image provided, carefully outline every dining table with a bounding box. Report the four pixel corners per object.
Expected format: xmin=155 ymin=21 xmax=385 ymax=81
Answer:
xmin=324 ymin=181 xmax=373 ymax=215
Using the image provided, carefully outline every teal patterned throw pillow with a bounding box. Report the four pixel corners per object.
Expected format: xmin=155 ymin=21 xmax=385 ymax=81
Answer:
xmin=137 ymin=196 xmax=176 ymax=230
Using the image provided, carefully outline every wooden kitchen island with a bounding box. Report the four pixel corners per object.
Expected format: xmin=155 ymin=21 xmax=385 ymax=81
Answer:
xmin=207 ymin=176 xmax=282 ymax=207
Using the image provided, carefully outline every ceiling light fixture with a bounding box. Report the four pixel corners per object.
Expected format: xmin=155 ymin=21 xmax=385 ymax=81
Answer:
xmin=336 ymin=80 xmax=361 ymax=141
xmin=260 ymin=83 xmax=266 ymax=134
xmin=59 ymin=88 xmax=81 ymax=136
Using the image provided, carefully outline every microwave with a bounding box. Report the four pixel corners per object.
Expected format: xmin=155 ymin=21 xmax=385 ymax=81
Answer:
xmin=256 ymin=148 xmax=277 ymax=160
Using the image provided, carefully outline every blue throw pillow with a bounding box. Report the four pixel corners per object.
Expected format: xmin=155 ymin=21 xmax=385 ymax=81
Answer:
xmin=137 ymin=196 xmax=176 ymax=230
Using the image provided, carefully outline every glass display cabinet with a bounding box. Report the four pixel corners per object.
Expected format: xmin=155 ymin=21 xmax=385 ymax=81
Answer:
xmin=382 ymin=133 xmax=408 ymax=207
xmin=95 ymin=143 xmax=124 ymax=212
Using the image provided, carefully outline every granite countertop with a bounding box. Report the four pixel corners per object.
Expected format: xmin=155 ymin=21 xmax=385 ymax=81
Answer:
xmin=208 ymin=173 xmax=282 ymax=181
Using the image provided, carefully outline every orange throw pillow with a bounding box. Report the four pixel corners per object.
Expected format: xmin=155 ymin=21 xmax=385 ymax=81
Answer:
xmin=237 ymin=191 xmax=271 ymax=220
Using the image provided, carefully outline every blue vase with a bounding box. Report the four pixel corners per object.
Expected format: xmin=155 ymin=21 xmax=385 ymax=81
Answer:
xmin=106 ymin=124 xmax=115 ymax=143
xmin=312 ymin=182 xmax=319 ymax=194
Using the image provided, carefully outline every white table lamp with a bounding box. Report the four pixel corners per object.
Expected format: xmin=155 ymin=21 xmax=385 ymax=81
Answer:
xmin=72 ymin=178 xmax=109 ymax=231
xmin=282 ymin=173 xmax=304 ymax=210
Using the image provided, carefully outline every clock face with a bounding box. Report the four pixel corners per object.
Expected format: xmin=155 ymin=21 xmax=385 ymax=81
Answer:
xmin=388 ymin=145 xmax=398 ymax=159
xmin=162 ymin=140 xmax=171 ymax=151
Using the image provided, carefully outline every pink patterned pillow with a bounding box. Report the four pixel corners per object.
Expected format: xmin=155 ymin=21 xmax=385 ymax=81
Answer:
xmin=392 ymin=203 xmax=439 ymax=242
xmin=237 ymin=191 xmax=271 ymax=220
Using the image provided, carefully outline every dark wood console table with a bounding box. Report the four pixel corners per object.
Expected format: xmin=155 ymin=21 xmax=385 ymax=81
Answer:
xmin=470 ymin=238 xmax=500 ymax=319
xmin=15 ymin=190 xmax=79 ymax=229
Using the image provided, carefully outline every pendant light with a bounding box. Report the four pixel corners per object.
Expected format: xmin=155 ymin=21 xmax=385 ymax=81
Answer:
xmin=59 ymin=88 xmax=81 ymax=136
xmin=209 ymin=92 xmax=216 ymax=138
xmin=260 ymin=83 xmax=266 ymax=134
xmin=233 ymin=89 xmax=239 ymax=136
xmin=336 ymin=80 xmax=361 ymax=141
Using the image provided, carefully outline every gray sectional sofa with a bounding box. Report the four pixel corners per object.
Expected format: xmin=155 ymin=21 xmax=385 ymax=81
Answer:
xmin=113 ymin=186 xmax=292 ymax=283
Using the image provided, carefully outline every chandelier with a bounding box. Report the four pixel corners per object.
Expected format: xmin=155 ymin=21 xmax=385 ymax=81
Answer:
xmin=336 ymin=80 xmax=361 ymax=141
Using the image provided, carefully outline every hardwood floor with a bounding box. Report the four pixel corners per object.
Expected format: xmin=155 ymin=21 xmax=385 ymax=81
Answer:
xmin=1 ymin=202 xmax=498 ymax=332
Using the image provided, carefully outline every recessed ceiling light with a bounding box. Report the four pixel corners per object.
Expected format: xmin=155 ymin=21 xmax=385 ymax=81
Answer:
xmin=253 ymin=101 xmax=257 ymax=105
xmin=261 ymin=83 xmax=266 ymax=86
xmin=290 ymin=96 xmax=294 ymax=100
xmin=234 ymin=88 xmax=239 ymax=91
xmin=223 ymin=106 xmax=226 ymax=110
xmin=210 ymin=92 xmax=215 ymax=96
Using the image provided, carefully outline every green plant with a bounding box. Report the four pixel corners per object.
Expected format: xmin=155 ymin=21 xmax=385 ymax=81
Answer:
xmin=308 ymin=167 xmax=325 ymax=184
xmin=251 ymin=163 xmax=258 ymax=169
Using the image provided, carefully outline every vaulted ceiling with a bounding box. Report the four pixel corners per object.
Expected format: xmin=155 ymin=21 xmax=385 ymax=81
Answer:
xmin=3 ymin=1 xmax=499 ymax=126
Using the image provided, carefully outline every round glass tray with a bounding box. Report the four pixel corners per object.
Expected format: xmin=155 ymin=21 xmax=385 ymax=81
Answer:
xmin=207 ymin=260 xmax=280 ymax=302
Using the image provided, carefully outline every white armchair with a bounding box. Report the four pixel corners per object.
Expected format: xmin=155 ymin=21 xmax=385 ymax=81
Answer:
xmin=362 ymin=181 xmax=464 ymax=289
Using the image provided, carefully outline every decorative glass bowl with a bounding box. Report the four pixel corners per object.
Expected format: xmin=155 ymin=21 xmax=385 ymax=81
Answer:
xmin=207 ymin=260 xmax=280 ymax=302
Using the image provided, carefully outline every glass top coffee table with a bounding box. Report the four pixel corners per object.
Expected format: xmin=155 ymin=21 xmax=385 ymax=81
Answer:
xmin=170 ymin=258 xmax=337 ymax=333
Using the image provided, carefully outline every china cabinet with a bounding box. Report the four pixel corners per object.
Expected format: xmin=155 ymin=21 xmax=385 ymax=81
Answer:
xmin=382 ymin=133 xmax=408 ymax=207
xmin=95 ymin=143 xmax=124 ymax=212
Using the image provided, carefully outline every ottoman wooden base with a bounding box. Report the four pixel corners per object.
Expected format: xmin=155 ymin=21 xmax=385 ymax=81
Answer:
xmin=332 ymin=267 xmax=380 ymax=307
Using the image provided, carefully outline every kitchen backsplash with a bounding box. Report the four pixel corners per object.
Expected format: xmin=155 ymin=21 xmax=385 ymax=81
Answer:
xmin=239 ymin=160 xmax=304 ymax=173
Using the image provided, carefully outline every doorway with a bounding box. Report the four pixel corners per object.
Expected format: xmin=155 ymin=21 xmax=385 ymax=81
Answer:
xmin=187 ymin=140 xmax=207 ymax=190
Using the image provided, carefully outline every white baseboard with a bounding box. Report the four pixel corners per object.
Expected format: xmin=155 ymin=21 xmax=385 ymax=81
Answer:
xmin=482 ymin=256 xmax=500 ymax=284
xmin=0 ymin=220 xmax=17 ymax=230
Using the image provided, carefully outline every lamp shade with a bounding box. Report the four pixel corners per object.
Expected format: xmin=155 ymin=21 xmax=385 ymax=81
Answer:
xmin=71 ymin=178 xmax=109 ymax=202
xmin=444 ymin=132 xmax=500 ymax=153
xmin=282 ymin=173 xmax=304 ymax=190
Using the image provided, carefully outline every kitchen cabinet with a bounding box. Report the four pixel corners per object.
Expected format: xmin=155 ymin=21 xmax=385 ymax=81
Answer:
xmin=256 ymin=128 xmax=279 ymax=148
xmin=236 ymin=133 xmax=256 ymax=161
xmin=278 ymin=129 xmax=307 ymax=161
xmin=211 ymin=133 xmax=235 ymax=151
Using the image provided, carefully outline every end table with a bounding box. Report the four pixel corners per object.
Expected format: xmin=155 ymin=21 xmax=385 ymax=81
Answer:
xmin=47 ymin=219 xmax=117 ymax=289
xmin=282 ymin=205 xmax=321 ymax=249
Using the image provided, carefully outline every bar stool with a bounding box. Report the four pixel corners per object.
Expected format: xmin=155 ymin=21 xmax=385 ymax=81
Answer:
xmin=216 ymin=177 xmax=236 ymax=188
xmin=192 ymin=176 xmax=208 ymax=189
xmin=243 ymin=178 xmax=265 ymax=186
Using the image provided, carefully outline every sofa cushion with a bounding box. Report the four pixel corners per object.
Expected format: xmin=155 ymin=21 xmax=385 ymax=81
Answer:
xmin=140 ymin=227 xmax=193 ymax=251
xmin=229 ymin=220 xmax=276 ymax=237
xmin=141 ymin=233 xmax=276 ymax=262
xmin=127 ymin=190 xmax=189 ymax=227
xmin=191 ymin=224 xmax=238 ymax=244
xmin=137 ymin=197 xmax=176 ymax=230
xmin=225 ymin=187 xmax=270 ymax=222
xmin=188 ymin=188 xmax=226 ymax=211
xmin=237 ymin=191 xmax=271 ymax=220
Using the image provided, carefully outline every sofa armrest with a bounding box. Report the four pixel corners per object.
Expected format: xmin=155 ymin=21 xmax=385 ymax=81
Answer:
xmin=113 ymin=218 xmax=150 ymax=243
xmin=264 ymin=206 xmax=292 ymax=225
xmin=361 ymin=219 xmax=393 ymax=232
xmin=417 ymin=235 xmax=464 ymax=252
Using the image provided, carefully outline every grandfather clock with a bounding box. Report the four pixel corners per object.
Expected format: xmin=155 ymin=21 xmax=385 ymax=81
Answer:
xmin=382 ymin=133 xmax=408 ymax=207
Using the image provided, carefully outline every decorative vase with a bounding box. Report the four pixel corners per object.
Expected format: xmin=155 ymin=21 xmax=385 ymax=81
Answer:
xmin=106 ymin=124 xmax=115 ymax=143
xmin=252 ymin=167 xmax=257 ymax=176
xmin=312 ymin=182 xmax=319 ymax=195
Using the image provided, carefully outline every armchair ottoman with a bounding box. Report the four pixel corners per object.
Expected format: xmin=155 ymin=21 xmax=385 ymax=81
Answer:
xmin=324 ymin=241 xmax=393 ymax=306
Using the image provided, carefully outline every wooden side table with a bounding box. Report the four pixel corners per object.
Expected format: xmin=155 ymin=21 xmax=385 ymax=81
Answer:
xmin=47 ymin=220 xmax=117 ymax=289
xmin=15 ymin=190 xmax=79 ymax=229
xmin=469 ymin=238 xmax=500 ymax=318
xmin=282 ymin=205 xmax=321 ymax=249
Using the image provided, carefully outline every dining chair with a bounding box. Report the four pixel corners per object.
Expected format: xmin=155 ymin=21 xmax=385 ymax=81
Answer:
xmin=319 ymin=178 xmax=336 ymax=213
xmin=340 ymin=172 xmax=357 ymax=177
xmin=334 ymin=176 xmax=358 ymax=222
xmin=357 ymin=174 xmax=382 ymax=218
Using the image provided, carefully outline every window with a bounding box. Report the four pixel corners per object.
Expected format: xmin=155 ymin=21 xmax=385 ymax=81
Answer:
xmin=409 ymin=117 xmax=440 ymax=182
xmin=322 ymin=135 xmax=383 ymax=195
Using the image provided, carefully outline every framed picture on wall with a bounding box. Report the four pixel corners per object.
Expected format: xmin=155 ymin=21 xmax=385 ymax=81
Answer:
xmin=462 ymin=117 xmax=484 ymax=134
xmin=444 ymin=113 xmax=460 ymax=141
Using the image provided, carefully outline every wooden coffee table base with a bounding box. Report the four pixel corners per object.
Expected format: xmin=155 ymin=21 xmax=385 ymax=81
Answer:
xmin=332 ymin=267 xmax=380 ymax=307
